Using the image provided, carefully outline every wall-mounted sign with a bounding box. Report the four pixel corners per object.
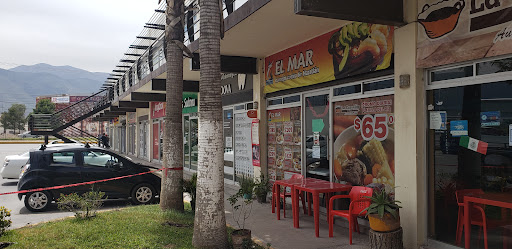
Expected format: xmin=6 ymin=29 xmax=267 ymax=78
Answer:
xmin=264 ymin=22 xmax=394 ymax=93
xmin=151 ymin=102 xmax=166 ymax=119
xmin=151 ymin=92 xmax=199 ymax=118
xmin=247 ymin=110 xmax=257 ymax=118
xmin=127 ymin=112 xmax=136 ymax=124
xmin=221 ymin=73 xmax=253 ymax=95
xmin=51 ymin=96 xmax=70 ymax=104
xmin=417 ymin=0 xmax=512 ymax=68
xmin=182 ymin=92 xmax=198 ymax=114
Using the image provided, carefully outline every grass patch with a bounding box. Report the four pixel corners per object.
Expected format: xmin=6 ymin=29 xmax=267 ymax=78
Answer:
xmin=1 ymin=205 xmax=196 ymax=249
xmin=0 ymin=204 xmax=269 ymax=249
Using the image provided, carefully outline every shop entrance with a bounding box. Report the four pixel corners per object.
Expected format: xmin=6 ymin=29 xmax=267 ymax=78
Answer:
xmin=304 ymin=91 xmax=330 ymax=181
xmin=183 ymin=114 xmax=198 ymax=171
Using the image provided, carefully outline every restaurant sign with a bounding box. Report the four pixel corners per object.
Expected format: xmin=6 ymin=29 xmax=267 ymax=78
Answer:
xmin=417 ymin=0 xmax=512 ymax=68
xmin=264 ymin=22 xmax=394 ymax=93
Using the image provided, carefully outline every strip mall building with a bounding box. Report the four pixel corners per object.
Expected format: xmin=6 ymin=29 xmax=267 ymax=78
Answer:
xmin=97 ymin=0 xmax=512 ymax=248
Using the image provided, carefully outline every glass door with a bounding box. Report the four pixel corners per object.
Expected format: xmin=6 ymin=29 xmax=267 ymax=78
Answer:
xmin=184 ymin=115 xmax=190 ymax=169
xmin=189 ymin=117 xmax=198 ymax=171
xmin=304 ymin=91 xmax=330 ymax=181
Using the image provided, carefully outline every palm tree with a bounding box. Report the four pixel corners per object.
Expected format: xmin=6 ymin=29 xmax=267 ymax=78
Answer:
xmin=159 ymin=0 xmax=185 ymax=212
xmin=192 ymin=0 xmax=228 ymax=247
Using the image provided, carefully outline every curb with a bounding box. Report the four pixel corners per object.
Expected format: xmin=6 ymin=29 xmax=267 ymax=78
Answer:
xmin=0 ymin=141 xmax=45 ymax=144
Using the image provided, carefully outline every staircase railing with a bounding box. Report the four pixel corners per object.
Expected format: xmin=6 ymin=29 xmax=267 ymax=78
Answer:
xmin=29 ymin=89 xmax=111 ymax=134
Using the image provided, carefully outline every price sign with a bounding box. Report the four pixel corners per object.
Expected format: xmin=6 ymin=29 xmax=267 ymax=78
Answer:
xmin=269 ymin=123 xmax=276 ymax=134
xmin=268 ymin=146 xmax=276 ymax=158
xmin=284 ymin=123 xmax=293 ymax=134
xmin=354 ymin=114 xmax=393 ymax=141
xmin=284 ymin=147 xmax=293 ymax=160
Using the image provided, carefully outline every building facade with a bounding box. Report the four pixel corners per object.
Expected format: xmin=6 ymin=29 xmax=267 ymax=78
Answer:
xmin=98 ymin=1 xmax=512 ymax=248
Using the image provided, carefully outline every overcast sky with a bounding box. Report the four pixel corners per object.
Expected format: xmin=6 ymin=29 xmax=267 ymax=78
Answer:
xmin=0 ymin=0 xmax=160 ymax=73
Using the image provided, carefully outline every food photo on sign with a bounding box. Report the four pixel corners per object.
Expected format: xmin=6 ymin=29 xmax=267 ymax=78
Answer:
xmin=332 ymin=95 xmax=395 ymax=193
xmin=267 ymin=107 xmax=302 ymax=181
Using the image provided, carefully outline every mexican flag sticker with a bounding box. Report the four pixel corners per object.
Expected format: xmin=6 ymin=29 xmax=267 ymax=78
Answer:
xmin=459 ymin=136 xmax=488 ymax=155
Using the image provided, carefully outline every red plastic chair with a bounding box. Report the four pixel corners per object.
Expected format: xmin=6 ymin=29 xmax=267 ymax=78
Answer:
xmin=328 ymin=186 xmax=373 ymax=245
xmin=272 ymin=174 xmax=308 ymax=218
xmin=455 ymin=189 xmax=507 ymax=249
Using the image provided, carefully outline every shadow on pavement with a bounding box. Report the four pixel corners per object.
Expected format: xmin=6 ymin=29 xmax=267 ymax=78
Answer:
xmin=1 ymin=181 xmax=18 ymax=186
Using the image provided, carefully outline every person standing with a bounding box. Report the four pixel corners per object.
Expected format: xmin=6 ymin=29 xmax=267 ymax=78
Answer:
xmin=104 ymin=134 xmax=110 ymax=149
xmin=98 ymin=133 xmax=103 ymax=147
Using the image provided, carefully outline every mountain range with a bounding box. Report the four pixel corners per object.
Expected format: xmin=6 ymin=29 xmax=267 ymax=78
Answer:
xmin=0 ymin=63 xmax=108 ymax=115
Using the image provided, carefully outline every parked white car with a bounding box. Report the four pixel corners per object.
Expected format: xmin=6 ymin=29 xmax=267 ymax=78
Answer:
xmin=17 ymin=131 xmax=40 ymax=138
xmin=1 ymin=143 xmax=85 ymax=179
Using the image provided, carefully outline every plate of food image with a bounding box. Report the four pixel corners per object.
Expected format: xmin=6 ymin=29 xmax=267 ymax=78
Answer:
xmin=333 ymin=125 xmax=395 ymax=187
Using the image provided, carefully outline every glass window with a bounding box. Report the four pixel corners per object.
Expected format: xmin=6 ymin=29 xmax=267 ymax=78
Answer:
xmin=477 ymin=58 xmax=512 ymax=75
xmin=363 ymin=79 xmax=394 ymax=92
xmin=430 ymin=66 xmax=473 ymax=82
xmin=51 ymin=152 xmax=75 ymax=165
xmin=283 ymin=95 xmax=300 ymax=104
xmin=427 ymin=81 xmax=512 ymax=248
xmin=267 ymin=107 xmax=302 ymax=182
xmin=334 ymin=84 xmax=361 ymax=96
xmin=82 ymin=151 xmax=121 ymax=168
xmin=268 ymin=98 xmax=282 ymax=106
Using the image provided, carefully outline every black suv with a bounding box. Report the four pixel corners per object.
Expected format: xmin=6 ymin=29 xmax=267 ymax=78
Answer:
xmin=18 ymin=146 xmax=161 ymax=212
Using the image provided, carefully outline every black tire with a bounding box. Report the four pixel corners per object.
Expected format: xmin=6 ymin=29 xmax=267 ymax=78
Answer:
xmin=24 ymin=191 xmax=52 ymax=212
xmin=131 ymin=183 xmax=156 ymax=205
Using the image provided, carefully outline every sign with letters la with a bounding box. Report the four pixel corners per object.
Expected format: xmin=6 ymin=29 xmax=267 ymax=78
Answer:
xmin=417 ymin=0 xmax=512 ymax=68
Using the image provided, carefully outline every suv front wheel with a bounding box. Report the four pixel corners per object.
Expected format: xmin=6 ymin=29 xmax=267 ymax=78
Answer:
xmin=24 ymin=191 xmax=52 ymax=212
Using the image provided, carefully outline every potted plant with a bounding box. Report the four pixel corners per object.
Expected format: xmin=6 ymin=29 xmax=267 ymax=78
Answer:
xmin=254 ymin=172 xmax=271 ymax=203
xmin=228 ymin=175 xmax=255 ymax=249
xmin=362 ymin=188 xmax=402 ymax=232
xmin=182 ymin=173 xmax=197 ymax=212
xmin=238 ymin=174 xmax=255 ymax=200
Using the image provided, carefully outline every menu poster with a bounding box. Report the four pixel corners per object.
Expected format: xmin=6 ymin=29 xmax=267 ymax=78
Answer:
xmin=268 ymin=122 xmax=276 ymax=144
xmin=235 ymin=113 xmax=254 ymax=176
xmin=267 ymin=107 xmax=302 ymax=181
xmin=283 ymin=121 xmax=294 ymax=144
xmin=268 ymin=145 xmax=276 ymax=167
xmin=252 ymin=119 xmax=260 ymax=167
xmin=332 ymin=95 xmax=395 ymax=191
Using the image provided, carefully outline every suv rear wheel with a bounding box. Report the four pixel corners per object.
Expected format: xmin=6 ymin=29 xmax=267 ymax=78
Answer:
xmin=24 ymin=191 xmax=52 ymax=212
xmin=131 ymin=183 xmax=156 ymax=205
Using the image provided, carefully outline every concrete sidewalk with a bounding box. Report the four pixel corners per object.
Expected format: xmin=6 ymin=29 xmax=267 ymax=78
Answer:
xmin=126 ymin=155 xmax=370 ymax=249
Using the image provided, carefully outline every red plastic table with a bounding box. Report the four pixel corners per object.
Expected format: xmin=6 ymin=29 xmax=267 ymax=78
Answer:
xmin=272 ymin=178 xmax=304 ymax=220
xmin=463 ymin=192 xmax=512 ymax=248
xmin=292 ymin=178 xmax=352 ymax=237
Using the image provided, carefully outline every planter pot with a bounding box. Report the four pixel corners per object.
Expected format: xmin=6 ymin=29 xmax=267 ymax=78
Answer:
xmin=243 ymin=193 xmax=253 ymax=200
xmin=232 ymin=229 xmax=251 ymax=249
xmin=368 ymin=213 xmax=400 ymax=232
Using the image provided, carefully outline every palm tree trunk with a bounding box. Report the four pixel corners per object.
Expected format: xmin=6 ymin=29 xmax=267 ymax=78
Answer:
xmin=192 ymin=0 xmax=228 ymax=247
xmin=160 ymin=0 xmax=185 ymax=212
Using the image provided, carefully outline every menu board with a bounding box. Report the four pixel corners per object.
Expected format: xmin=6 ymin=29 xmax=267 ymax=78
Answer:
xmin=267 ymin=107 xmax=302 ymax=181
xmin=332 ymin=95 xmax=395 ymax=191
xmin=234 ymin=113 xmax=254 ymax=177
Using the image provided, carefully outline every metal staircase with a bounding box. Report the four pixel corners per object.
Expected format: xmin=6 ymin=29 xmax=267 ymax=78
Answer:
xmin=28 ymin=89 xmax=112 ymax=144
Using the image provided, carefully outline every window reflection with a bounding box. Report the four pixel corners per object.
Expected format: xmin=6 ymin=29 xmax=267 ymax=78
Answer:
xmin=428 ymin=81 xmax=512 ymax=247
